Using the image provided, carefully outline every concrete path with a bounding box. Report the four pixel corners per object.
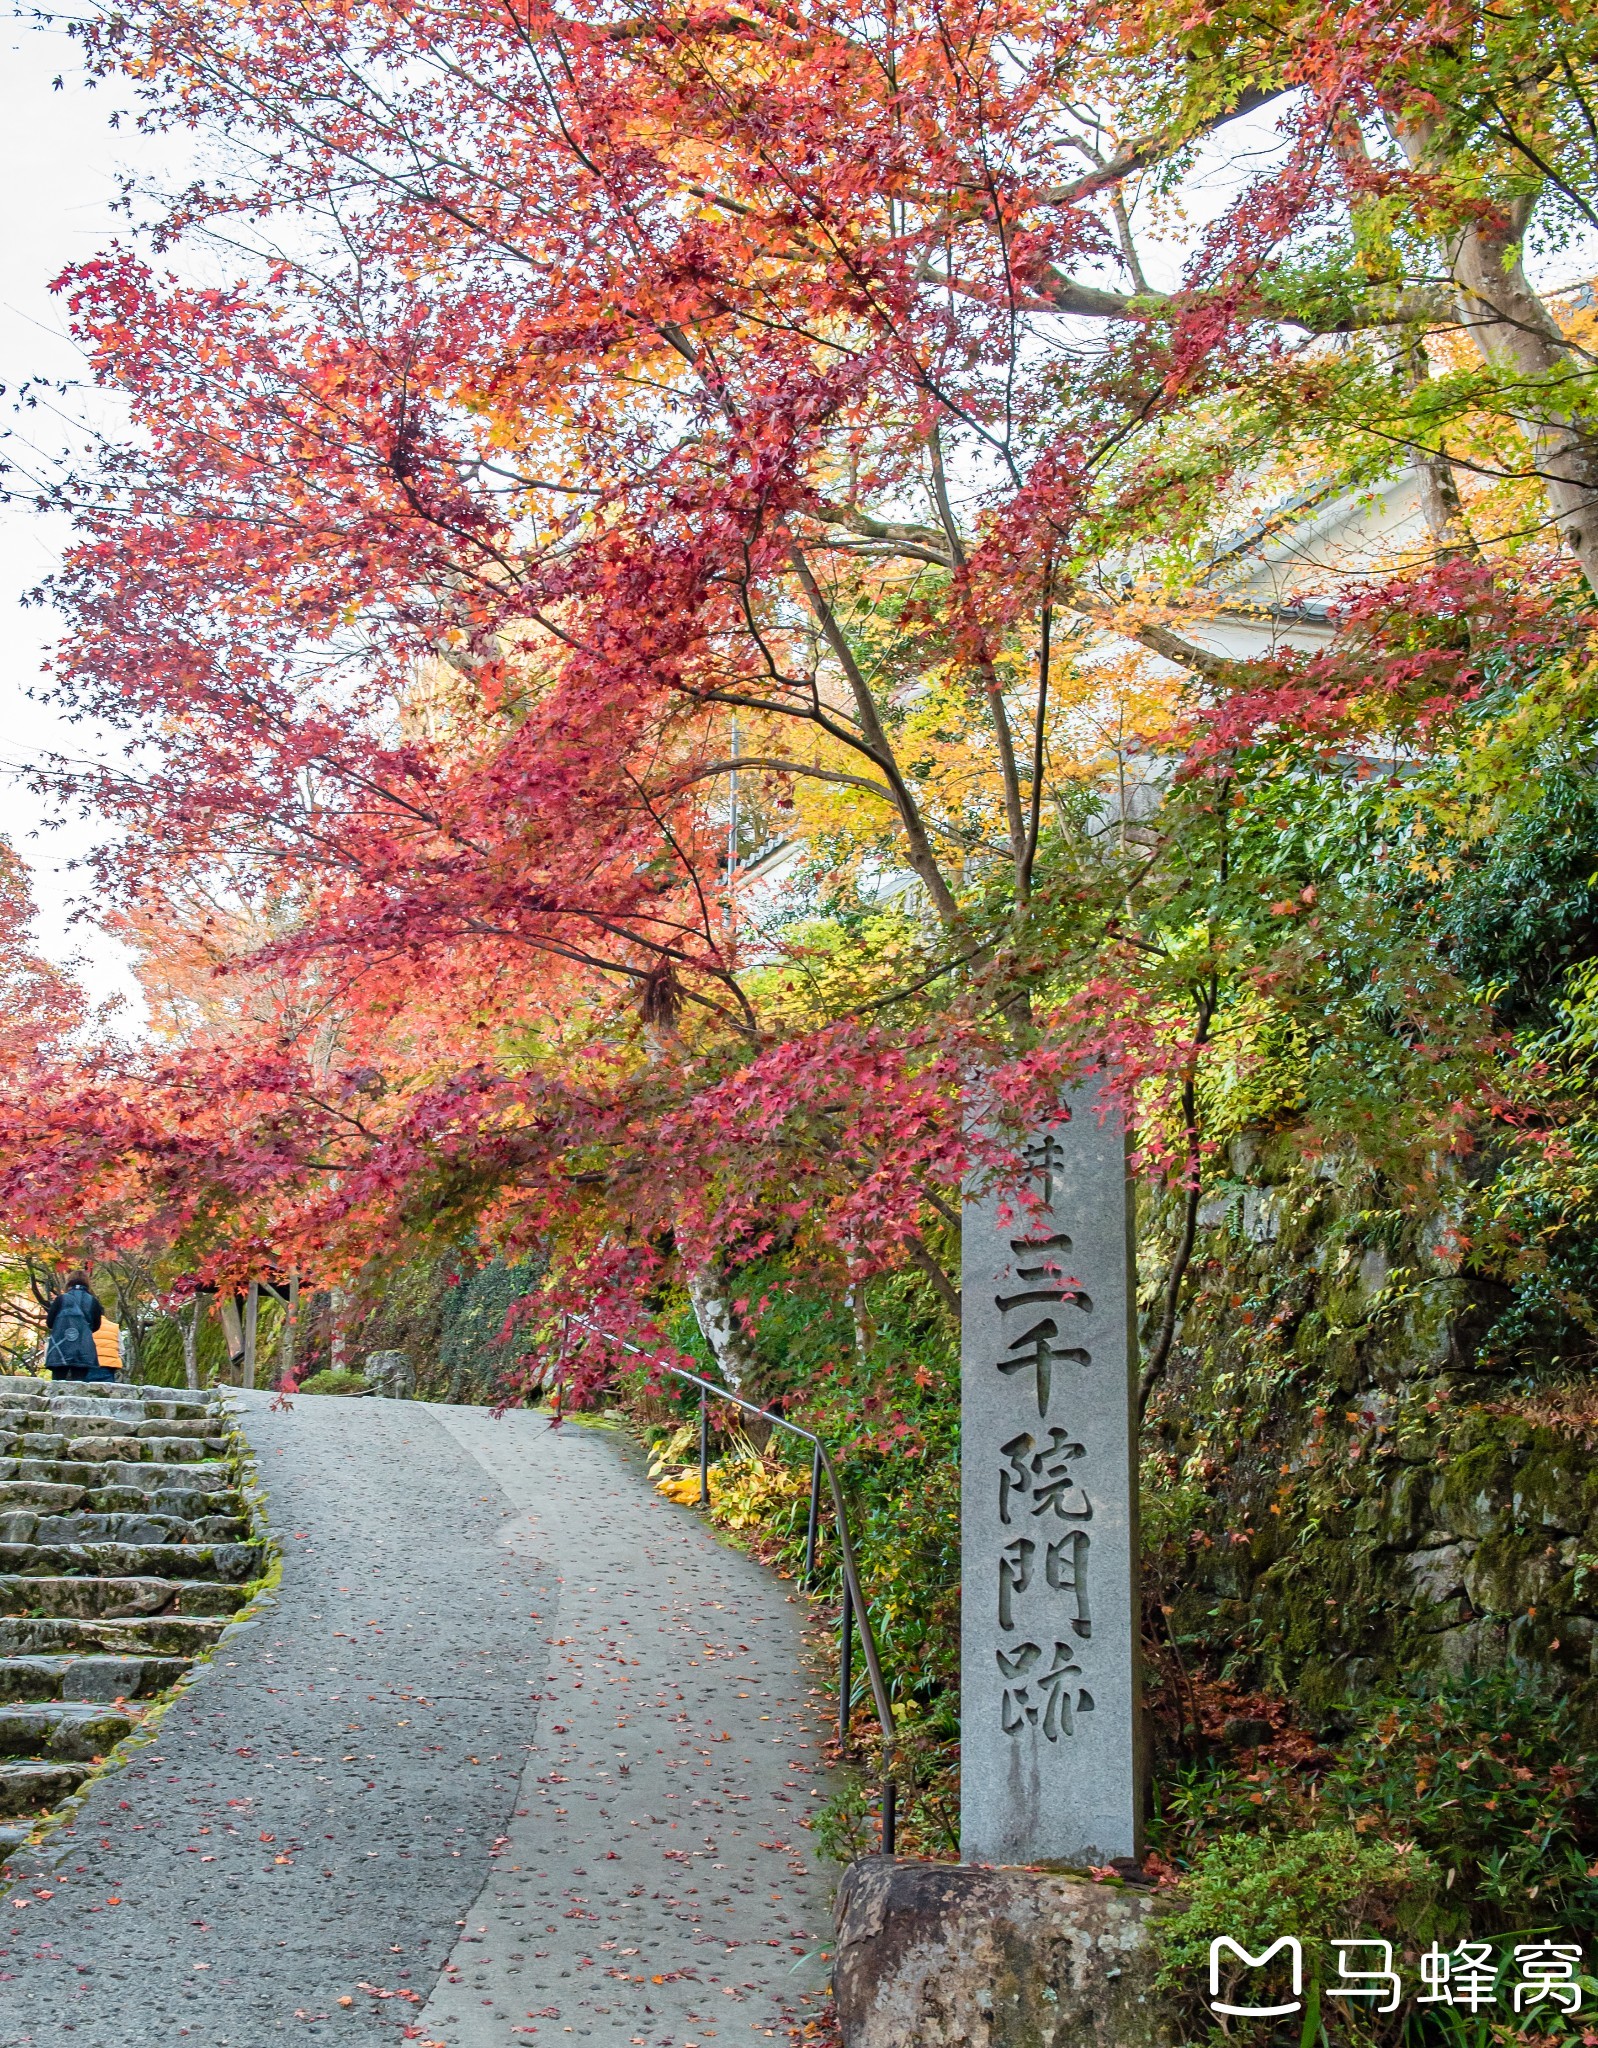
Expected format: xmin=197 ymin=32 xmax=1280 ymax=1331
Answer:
xmin=0 ymin=1393 xmax=836 ymax=2047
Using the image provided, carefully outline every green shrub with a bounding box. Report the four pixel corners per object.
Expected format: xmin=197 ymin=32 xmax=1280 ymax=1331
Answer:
xmin=1155 ymin=1827 xmax=1438 ymax=2044
xmin=809 ymin=1775 xmax=874 ymax=1865
xmin=295 ymin=1369 xmax=371 ymax=1397
xmin=1322 ymin=1673 xmax=1598 ymax=1935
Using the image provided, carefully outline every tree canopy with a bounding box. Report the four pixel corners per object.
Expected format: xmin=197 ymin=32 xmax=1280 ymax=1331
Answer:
xmin=0 ymin=0 xmax=1594 ymax=1392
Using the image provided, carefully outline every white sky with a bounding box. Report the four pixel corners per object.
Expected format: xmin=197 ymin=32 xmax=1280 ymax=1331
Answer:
xmin=0 ymin=18 xmax=153 ymax=1017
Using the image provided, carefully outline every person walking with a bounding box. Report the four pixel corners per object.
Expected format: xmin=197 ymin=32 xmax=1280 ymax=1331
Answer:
xmin=44 ymin=1272 xmax=105 ymax=1382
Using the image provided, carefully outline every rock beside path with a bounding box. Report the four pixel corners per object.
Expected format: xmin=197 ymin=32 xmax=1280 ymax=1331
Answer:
xmin=363 ymin=1351 xmax=415 ymax=1398
xmin=833 ymin=1856 xmax=1167 ymax=2048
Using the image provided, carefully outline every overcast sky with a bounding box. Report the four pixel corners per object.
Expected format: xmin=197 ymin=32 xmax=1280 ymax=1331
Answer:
xmin=0 ymin=17 xmax=156 ymax=1017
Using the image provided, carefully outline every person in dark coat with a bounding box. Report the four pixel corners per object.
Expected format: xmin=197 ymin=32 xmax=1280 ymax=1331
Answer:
xmin=45 ymin=1272 xmax=104 ymax=1381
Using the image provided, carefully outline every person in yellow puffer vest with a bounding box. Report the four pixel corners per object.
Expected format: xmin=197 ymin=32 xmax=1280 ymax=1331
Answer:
xmin=91 ymin=1317 xmax=122 ymax=1382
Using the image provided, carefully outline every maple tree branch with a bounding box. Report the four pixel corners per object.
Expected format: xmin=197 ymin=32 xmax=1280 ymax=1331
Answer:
xmin=899 ymin=85 xmax=1290 ymax=250
xmin=903 ymin=1231 xmax=961 ymax=1319
xmin=929 ymin=424 xmax=1028 ymax=889
xmin=672 ymin=757 xmax=898 ymax=803
xmin=1066 ymin=597 xmax=1237 ymax=682
xmin=804 ymin=501 xmax=951 ymax=559
xmin=1138 ymin=981 xmax=1218 ymax=1420
xmin=583 ymin=10 xmax=773 ymax=42
xmin=782 ymin=536 xmax=962 ymax=925
xmin=618 ymin=762 xmax=758 ymax=1034
xmin=1021 ymin=593 xmax=1052 ymax=901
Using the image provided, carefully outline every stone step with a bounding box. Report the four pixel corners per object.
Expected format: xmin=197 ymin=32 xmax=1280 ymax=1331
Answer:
xmin=0 ymin=1414 xmax=219 ymax=1440
xmin=0 ymin=1415 xmax=224 ymax=1442
xmin=0 ymin=1379 xmax=248 ymax=1863
xmin=0 ymin=1701 xmax=138 ymax=1761
xmin=89 ymin=1438 xmax=231 ymax=1463
xmin=0 ymin=1482 xmax=87 ymax=1511
xmin=0 ymin=1653 xmax=190 ymax=1702
xmin=75 ymin=1494 xmax=241 ymax=1525
xmin=0 ymin=1512 xmax=248 ymax=1546
xmin=0 ymin=1576 xmax=251 ymax=1618
xmin=0 ymin=1467 xmax=235 ymax=1506
xmin=0 ymin=1380 xmax=218 ymax=1414
xmin=5 ymin=1417 xmax=145 ymax=1441
xmin=0 ymin=1435 xmax=230 ymax=1465
xmin=0 ymin=1404 xmax=217 ymax=1426
xmin=0 ymin=1760 xmax=90 ymax=1819
xmin=0 ymin=1541 xmax=262 ymax=1582
xmin=0 ymin=1614 xmax=229 ymax=1658
xmin=2 ymin=1458 xmax=234 ymax=1494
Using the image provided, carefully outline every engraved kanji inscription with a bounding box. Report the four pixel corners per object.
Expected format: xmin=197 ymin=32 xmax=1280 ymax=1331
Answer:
xmin=995 ymin=1230 xmax=1093 ymax=1314
xmin=1046 ymin=1529 xmax=1091 ymax=1639
xmin=996 ymin=1639 xmax=1088 ymax=1741
xmin=996 ymin=1640 xmax=1041 ymax=1733
xmin=998 ymin=1535 xmax=1035 ymax=1630
xmin=998 ymin=1428 xmax=1092 ymax=1525
xmin=962 ymin=1074 xmax=1139 ymax=1863
xmin=1022 ymin=1132 xmax=1068 ymax=1205
xmin=995 ymin=1317 xmax=1090 ymax=1418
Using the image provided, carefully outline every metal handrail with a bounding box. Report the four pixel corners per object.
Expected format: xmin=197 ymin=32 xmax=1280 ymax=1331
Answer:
xmin=566 ymin=1315 xmax=898 ymax=1854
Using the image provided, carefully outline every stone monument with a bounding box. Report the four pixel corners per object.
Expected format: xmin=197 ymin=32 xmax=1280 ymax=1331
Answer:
xmin=961 ymin=1070 xmax=1142 ymax=1866
xmin=364 ymin=1349 xmax=416 ymax=1399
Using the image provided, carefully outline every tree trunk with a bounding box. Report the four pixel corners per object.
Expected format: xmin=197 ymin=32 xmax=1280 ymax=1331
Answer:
xmin=330 ymin=1285 xmax=348 ymax=1374
xmin=1451 ymin=209 xmax=1598 ymax=594
xmin=280 ymin=1273 xmax=299 ymax=1387
xmin=686 ymin=1266 xmax=760 ymax=1391
xmin=1392 ymin=124 xmax=1598 ymax=596
xmin=243 ymin=1281 xmax=260 ymax=1391
xmin=182 ymin=1301 xmax=200 ymax=1391
xmin=217 ymin=1293 xmax=246 ymax=1383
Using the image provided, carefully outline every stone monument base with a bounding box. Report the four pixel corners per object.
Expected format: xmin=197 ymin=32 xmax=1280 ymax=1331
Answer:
xmin=363 ymin=1350 xmax=415 ymax=1398
xmin=832 ymin=1857 xmax=1167 ymax=2048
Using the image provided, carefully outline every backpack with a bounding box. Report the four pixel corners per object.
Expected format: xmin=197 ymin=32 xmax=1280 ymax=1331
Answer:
xmin=51 ymin=1291 xmax=96 ymax=1368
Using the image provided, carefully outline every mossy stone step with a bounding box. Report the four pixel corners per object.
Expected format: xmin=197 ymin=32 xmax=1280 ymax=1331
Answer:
xmin=0 ymin=1701 xmax=138 ymax=1761
xmin=86 ymin=1437 xmax=228 ymax=1464
xmin=0 ymin=1385 xmax=216 ymax=1416
xmin=0 ymin=1541 xmax=262 ymax=1582
xmin=0 ymin=1759 xmax=89 ymax=1818
xmin=0 ymin=1652 xmax=190 ymax=1702
xmin=0 ymin=1512 xmax=249 ymax=1546
xmin=0 ymin=1482 xmax=87 ymax=1512
xmin=17 ymin=1417 xmax=149 ymax=1440
xmin=0 ymin=1513 xmax=196 ymax=1546
xmin=0 ymin=1614 xmax=229 ymax=1658
xmin=0 ymin=1576 xmax=251 ymax=1619
xmin=77 ymin=1510 xmax=245 ymax=1542
xmin=0 ymin=1434 xmax=231 ymax=1465
xmin=1 ymin=1457 xmax=235 ymax=1493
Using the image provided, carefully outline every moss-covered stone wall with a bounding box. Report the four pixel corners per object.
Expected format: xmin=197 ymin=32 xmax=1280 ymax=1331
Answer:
xmin=1145 ymin=1133 xmax=1598 ymax=1729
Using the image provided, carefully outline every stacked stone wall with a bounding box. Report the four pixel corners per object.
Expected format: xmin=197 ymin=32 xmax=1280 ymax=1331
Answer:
xmin=1147 ymin=1137 xmax=1598 ymax=1725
